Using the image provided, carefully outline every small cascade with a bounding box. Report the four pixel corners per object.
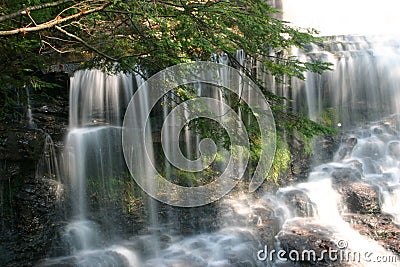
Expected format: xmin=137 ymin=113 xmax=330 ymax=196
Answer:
xmin=35 ymin=133 xmax=61 ymax=182
xmin=25 ymin=86 xmax=35 ymax=128
xmin=276 ymin=119 xmax=400 ymax=266
xmin=344 ymin=120 xmax=400 ymax=225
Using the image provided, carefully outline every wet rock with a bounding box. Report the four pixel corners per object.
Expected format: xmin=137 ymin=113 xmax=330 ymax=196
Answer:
xmin=331 ymin=169 xmax=380 ymax=215
xmin=340 ymin=183 xmax=380 ymax=214
xmin=276 ymin=219 xmax=347 ymax=266
xmin=30 ymin=73 xmax=69 ymax=144
xmin=312 ymin=134 xmax=342 ymax=165
xmin=158 ymin=202 xmax=221 ymax=236
xmin=352 ymin=137 xmax=385 ymax=160
xmin=331 ymin=167 xmax=362 ymax=186
xmin=0 ymin=177 xmax=66 ymax=267
xmin=281 ymin=133 xmax=313 ymax=185
xmin=388 ymin=141 xmax=400 ymax=160
xmin=335 ymin=137 xmax=358 ymax=161
xmin=37 ymin=250 xmax=132 ymax=267
xmin=0 ymin=127 xmax=46 ymax=163
xmin=280 ymin=189 xmax=315 ymax=217
xmin=343 ymin=213 xmax=400 ymax=254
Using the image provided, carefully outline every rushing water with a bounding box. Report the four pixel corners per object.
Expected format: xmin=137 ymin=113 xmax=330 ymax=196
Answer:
xmin=39 ymin=35 xmax=400 ymax=266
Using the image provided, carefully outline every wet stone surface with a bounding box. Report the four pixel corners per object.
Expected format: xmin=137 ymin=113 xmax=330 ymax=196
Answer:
xmin=276 ymin=219 xmax=347 ymax=266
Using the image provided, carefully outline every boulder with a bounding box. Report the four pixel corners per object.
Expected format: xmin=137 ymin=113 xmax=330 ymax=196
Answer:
xmin=340 ymin=183 xmax=380 ymax=214
xmin=276 ymin=219 xmax=348 ymax=266
xmin=331 ymin=168 xmax=380 ymax=214
xmin=280 ymin=189 xmax=315 ymax=217
xmin=331 ymin=167 xmax=362 ymax=186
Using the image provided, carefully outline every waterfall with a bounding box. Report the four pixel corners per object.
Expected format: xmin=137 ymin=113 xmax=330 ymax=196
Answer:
xmin=289 ymin=36 xmax=400 ymax=128
xmin=144 ymin=37 xmax=400 ymax=266
xmin=39 ymin=34 xmax=400 ymax=266
xmin=39 ymin=69 xmax=142 ymax=266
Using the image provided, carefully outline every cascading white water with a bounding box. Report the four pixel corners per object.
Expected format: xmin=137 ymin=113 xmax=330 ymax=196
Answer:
xmin=66 ymin=69 xmax=134 ymax=222
xmin=69 ymin=69 xmax=134 ymax=127
xmin=288 ymin=36 xmax=400 ymax=128
xmin=39 ymin=69 xmax=143 ymax=266
xmin=348 ymin=122 xmax=400 ymax=225
xmin=276 ymin=120 xmax=400 ymax=266
xmin=25 ymin=86 xmax=35 ymax=128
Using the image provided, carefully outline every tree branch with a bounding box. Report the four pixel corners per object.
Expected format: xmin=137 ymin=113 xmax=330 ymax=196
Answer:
xmin=0 ymin=1 xmax=111 ymax=36
xmin=41 ymin=40 xmax=74 ymax=54
xmin=54 ymin=25 xmax=117 ymax=61
xmin=0 ymin=0 xmax=73 ymax=23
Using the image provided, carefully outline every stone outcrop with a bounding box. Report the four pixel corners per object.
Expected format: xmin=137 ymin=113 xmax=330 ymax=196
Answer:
xmin=276 ymin=219 xmax=349 ymax=266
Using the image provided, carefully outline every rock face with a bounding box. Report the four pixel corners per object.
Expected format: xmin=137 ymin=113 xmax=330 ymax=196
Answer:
xmin=0 ymin=127 xmax=46 ymax=163
xmin=0 ymin=178 xmax=65 ymax=267
xmin=31 ymin=73 xmax=69 ymax=145
xmin=0 ymin=125 xmax=66 ymax=266
xmin=0 ymin=72 xmax=70 ymax=267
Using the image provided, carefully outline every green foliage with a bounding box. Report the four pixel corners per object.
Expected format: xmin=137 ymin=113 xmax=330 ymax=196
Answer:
xmin=268 ymin=135 xmax=291 ymax=184
xmin=165 ymin=167 xmax=218 ymax=187
xmin=277 ymin=110 xmax=337 ymax=138
xmin=87 ymin=173 xmax=143 ymax=215
xmin=0 ymin=1 xmax=332 ymax=129
xmin=319 ymin=107 xmax=339 ymax=128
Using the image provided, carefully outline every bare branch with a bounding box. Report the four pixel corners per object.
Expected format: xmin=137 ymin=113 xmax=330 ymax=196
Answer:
xmin=43 ymin=34 xmax=79 ymax=43
xmin=0 ymin=0 xmax=73 ymax=23
xmin=26 ymin=11 xmax=38 ymax=26
xmin=54 ymin=25 xmax=117 ymax=61
xmin=0 ymin=1 xmax=111 ymax=36
xmin=41 ymin=40 xmax=74 ymax=54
